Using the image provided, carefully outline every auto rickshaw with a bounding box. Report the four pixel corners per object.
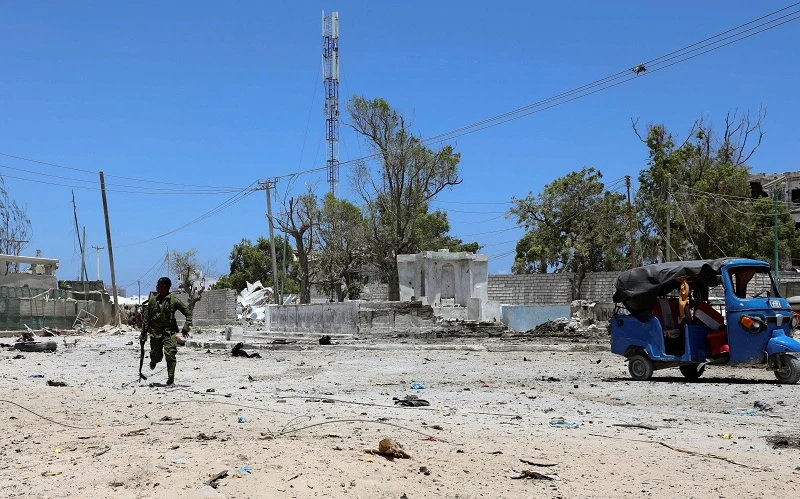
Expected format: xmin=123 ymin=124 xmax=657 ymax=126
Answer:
xmin=610 ymin=258 xmax=800 ymax=383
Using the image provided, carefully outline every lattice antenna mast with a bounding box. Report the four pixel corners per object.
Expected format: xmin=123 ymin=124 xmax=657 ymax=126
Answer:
xmin=322 ymin=10 xmax=340 ymax=195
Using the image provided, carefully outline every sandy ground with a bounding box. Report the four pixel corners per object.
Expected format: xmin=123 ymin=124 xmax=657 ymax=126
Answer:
xmin=1 ymin=330 xmax=799 ymax=499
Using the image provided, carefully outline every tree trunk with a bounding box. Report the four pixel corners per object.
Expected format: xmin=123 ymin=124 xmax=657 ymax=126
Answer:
xmin=387 ymin=259 xmax=400 ymax=301
xmin=571 ymin=260 xmax=586 ymax=300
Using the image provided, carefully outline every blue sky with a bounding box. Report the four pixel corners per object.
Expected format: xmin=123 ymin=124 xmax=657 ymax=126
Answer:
xmin=1 ymin=0 xmax=798 ymax=294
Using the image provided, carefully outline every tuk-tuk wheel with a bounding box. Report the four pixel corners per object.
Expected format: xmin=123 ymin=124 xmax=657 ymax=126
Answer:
xmin=628 ymin=354 xmax=654 ymax=381
xmin=679 ymin=364 xmax=705 ymax=380
xmin=774 ymin=355 xmax=800 ymax=384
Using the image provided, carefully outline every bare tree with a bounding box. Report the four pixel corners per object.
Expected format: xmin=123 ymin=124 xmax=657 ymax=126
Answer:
xmin=274 ymin=181 xmax=320 ymax=304
xmin=0 ymin=176 xmax=32 ymax=273
xmin=169 ymin=249 xmax=216 ymax=314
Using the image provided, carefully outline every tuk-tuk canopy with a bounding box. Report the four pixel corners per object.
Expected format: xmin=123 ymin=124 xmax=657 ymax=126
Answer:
xmin=612 ymin=258 xmax=751 ymax=320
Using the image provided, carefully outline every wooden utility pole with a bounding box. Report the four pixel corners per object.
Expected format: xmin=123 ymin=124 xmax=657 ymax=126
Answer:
xmin=625 ymin=176 xmax=636 ymax=267
xmin=99 ymin=171 xmax=120 ymax=325
xmin=264 ymin=180 xmax=280 ymax=305
xmin=665 ymin=175 xmax=672 ymax=262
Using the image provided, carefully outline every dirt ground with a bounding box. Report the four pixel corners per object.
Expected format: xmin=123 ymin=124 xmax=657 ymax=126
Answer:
xmin=1 ymin=329 xmax=799 ymax=499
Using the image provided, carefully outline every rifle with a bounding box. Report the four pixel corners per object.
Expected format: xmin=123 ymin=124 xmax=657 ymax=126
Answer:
xmin=139 ymin=301 xmax=153 ymax=381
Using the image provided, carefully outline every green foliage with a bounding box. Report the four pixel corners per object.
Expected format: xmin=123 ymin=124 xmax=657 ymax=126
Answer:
xmin=509 ymin=167 xmax=628 ymax=297
xmin=633 ymin=109 xmax=799 ymax=266
xmin=316 ymin=193 xmax=368 ymax=301
xmin=212 ymin=235 xmax=298 ymax=294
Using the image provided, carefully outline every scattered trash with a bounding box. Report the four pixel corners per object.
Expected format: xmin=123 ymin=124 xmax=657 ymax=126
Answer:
xmin=237 ymin=415 xmax=247 ymax=423
xmin=46 ymin=380 xmax=67 ymax=387
xmin=28 ymin=374 xmax=45 ymax=378
xmin=614 ymin=397 xmax=624 ymax=401
xmin=549 ymin=417 xmax=580 ymax=429
xmin=508 ymin=469 xmax=560 ymax=480
xmin=612 ymin=423 xmax=657 ymax=430
xmin=718 ymin=433 xmax=732 ymax=439
xmin=728 ymin=407 xmax=758 ymax=416
xmin=754 ymin=400 xmax=773 ymax=412
xmin=765 ymin=434 xmax=800 ymax=449
xmin=231 ymin=342 xmax=261 ymax=358
xmin=393 ymin=395 xmax=430 ymax=407
xmin=318 ymin=335 xmax=332 ymax=345
xmin=41 ymin=471 xmax=62 ymax=477
xmin=15 ymin=341 xmax=57 ymax=353
xmin=194 ymin=433 xmax=217 ymax=441
xmin=233 ymin=465 xmax=252 ymax=477
xmin=519 ymin=458 xmax=558 ymax=467
xmin=364 ymin=438 xmax=411 ymax=459
xmin=92 ymin=446 xmax=111 ymax=457
xmin=12 ymin=354 xmax=24 ymax=359
xmin=171 ymin=456 xmax=189 ymax=464
xmin=419 ymin=465 xmax=431 ymax=475
xmin=410 ymin=382 xmax=426 ymax=390
xmin=543 ymin=376 xmax=560 ymax=382
xmin=205 ymin=470 xmax=228 ymax=489
xmin=206 ymin=388 xmax=215 ymax=393
xmin=121 ymin=428 xmax=148 ymax=437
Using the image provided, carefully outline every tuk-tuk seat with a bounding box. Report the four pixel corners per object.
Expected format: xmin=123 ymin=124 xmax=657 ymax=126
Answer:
xmin=653 ymin=298 xmax=683 ymax=339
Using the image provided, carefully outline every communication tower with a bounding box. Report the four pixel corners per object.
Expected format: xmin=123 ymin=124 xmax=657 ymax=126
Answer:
xmin=322 ymin=10 xmax=340 ymax=195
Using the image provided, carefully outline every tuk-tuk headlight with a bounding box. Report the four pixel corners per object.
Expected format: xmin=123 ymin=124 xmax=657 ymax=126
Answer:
xmin=740 ymin=315 xmax=767 ymax=334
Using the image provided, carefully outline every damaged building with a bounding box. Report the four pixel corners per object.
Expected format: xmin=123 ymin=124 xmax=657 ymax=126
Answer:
xmin=0 ymin=253 xmax=114 ymax=331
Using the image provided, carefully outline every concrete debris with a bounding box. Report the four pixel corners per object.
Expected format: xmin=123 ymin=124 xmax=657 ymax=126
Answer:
xmin=238 ymin=281 xmax=272 ymax=308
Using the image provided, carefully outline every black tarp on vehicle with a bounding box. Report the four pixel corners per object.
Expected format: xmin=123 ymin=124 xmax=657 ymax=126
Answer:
xmin=612 ymin=258 xmax=734 ymax=321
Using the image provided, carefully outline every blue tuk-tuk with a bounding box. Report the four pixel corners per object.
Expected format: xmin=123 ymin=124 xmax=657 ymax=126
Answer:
xmin=610 ymin=258 xmax=800 ymax=383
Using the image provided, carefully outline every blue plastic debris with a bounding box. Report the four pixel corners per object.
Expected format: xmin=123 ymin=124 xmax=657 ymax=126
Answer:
xmin=549 ymin=417 xmax=580 ymax=429
xmin=237 ymin=415 xmax=247 ymax=423
xmin=728 ymin=407 xmax=758 ymax=416
xmin=410 ymin=382 xmax=426 ymax=390
xmin=28 ymin=374 xmax=45 ymax=378
xmin=234 ymin=465 xmax=253 ymax=475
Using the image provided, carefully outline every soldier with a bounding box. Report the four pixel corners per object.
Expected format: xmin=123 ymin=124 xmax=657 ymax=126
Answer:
xmin=140 ymin=277 xmax=192 ymax=385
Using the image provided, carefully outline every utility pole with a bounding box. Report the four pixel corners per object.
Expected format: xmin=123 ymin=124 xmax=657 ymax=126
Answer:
xmin=665 ymin=175 xmax=672 ymax=262
xmin=71 ymin=192 xmax=89 ymax=281
xmin=99 ymin=171 xmax=120 ymax=325
xmin=323 ymin=10 xmax=340 ymax=195
xmin=625 ymin=175 xmax=636 ymax=267
xmin=92 ymin=245 xmax=104 ymax=280
xmin=281 ymin=235 xmax=288 ymax=304
xmin=774 ymin=188 xmax=780 ymax=282
xmin=263 ymin=180 xmax=280 ymax=305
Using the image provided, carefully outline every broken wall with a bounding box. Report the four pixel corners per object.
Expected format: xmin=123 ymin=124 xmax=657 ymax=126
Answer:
xmin=190 ymin=288 xmax=237 ymax=326
xmin=266 ymin=302 xmax=359 ymax=334
xmin=0 ymin=286 xmax=109 ymax=331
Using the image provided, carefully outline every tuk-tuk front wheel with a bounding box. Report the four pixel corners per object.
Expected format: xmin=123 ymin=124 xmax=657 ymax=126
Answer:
xmin=628 ymin=354 xmax=654 ymax=381
xmin=774 ymin=355 xmax=800 ymax=384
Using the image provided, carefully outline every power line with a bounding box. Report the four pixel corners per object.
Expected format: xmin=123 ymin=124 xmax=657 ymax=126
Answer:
xmin=266 ymin=4 xmax=800 ymax=182
xmin=116 ymin=182 xmax=258 ymax=248
xmin=0 ymin=163 xmax=246 ymax=195
xmin=0 ymin=151 xmax=250 ymax=190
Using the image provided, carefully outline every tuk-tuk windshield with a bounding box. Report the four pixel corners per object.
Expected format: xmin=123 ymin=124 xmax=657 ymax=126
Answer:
xmin=727 ymin=266 xmax=779 ymax=299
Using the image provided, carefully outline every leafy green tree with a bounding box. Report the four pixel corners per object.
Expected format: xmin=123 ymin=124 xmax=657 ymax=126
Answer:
xmin=0 ymin=175 xmax=31 ymax=272
xmin=212 ymin=235 xmax=298 ymax=295
xmin=414 ymin=209 xmax=482 ymax=253
xmin=734 ymin=197 xmax=800 ymax=268
xmin=348 ymin=96 xmax=462 ymax=300
xmin=509 ymin=167 xmax=628 ymax=298
xmin=633 ymin=110 xmax=764 ymax=263
xmin=316 ymin=193 xmax=368 ymax=301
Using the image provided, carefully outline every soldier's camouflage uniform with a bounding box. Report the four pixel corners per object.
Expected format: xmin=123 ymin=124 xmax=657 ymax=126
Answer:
xmin=141 ymin=294 xmax=192 ymax=384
